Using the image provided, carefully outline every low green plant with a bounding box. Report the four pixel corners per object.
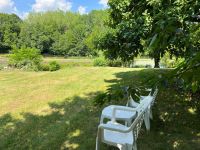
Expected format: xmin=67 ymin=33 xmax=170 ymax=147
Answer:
xmin=40 ymin=61 xmax=61 ymax=71
xmin=48 ymin=61 xmax=61 ymax=71
xmin=160 ymin=52 xmax=184 ymax=68
xmin=93 ymin=56 xmax=108 ymax=66
xmin=107 ymin=58 xmax=122 ymax=67
xmin=93 ymin=85 xmax=153 ymax=106
xmin=93 ymin=56 xmax=123 ymax=67
xmin=9 ymin=47 xmax=42 ymax=71
xmin=133 ymin=65 xmax=146 ymax=68
xmin=40 ymin=63 xmax=50 ymax=71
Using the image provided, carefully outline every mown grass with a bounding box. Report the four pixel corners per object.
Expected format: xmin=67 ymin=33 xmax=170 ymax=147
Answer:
xmin=0 ymin=67 xmax=199 ymax=150
xmin=43 ymin=57 xmax=93 ymax=67
xmin=0 ymin=54 xmax=93 ymax=68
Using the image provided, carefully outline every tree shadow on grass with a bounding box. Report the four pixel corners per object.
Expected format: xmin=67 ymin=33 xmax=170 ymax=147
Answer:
xmin=100 ymin=69 xmax=200 ymax=150
xmin=109 ymin=69 xmax=200 ymax=150
xmin=0 ymin=94 xmax=102 ymax=150
xmin=0 ymin=69 xmax=199 ymax=150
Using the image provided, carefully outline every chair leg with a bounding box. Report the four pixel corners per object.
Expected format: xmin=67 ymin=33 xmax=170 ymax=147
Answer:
xmin=127 ymin=144 xmax=133 ymax=150
xmin=118 ymin=144 xmax=125 ymax=150
xmin=150 ymin=109 xmax=153 ymax=119
xmin=95 ymin=137 xmax=100 ymax=150
xmin=144 ymin=113 xmax=150 ymax=131
xmin=100 ymin=116 xmax=104 ymax=124
xmin=133 ymin=142 xmax=137 ymax=150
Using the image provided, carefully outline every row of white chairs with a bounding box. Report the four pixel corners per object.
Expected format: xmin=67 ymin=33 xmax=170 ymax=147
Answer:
xmin=96 ymin=88 xmax=158 ymax=150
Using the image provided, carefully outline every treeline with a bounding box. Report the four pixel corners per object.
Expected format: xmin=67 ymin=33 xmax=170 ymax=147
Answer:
xmin=0 ymin=10 xmax=109 ymax=56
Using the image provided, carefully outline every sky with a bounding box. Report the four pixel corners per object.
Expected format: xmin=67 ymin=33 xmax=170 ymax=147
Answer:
xmin=0 ymin=0 xmax=108 ymax=18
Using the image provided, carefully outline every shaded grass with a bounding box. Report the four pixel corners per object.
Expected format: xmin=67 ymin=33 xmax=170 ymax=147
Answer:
xmin=0 ymin=67 xmax=199 ymax=149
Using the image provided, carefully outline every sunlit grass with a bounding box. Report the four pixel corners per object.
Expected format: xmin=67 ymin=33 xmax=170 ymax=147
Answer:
xmin=0 ymin=67 xmax=138 ymax=117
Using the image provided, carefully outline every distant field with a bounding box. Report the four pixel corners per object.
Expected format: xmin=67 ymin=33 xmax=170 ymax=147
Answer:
xmin=0 ymin=54 xmax=154 ymax=68
xmin=43 ymin=57 xmax=93 ymax=67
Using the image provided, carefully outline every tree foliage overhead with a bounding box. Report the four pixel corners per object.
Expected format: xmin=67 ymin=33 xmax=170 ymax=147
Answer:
xmin=99 ymin=0 xmax=200 ymax=67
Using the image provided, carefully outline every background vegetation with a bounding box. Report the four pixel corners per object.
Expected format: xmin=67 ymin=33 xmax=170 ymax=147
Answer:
xmin=0 ymin=10 xmax=109 ymax=57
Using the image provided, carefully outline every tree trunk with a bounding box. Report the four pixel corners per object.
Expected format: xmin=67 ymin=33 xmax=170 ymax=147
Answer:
xmin=154 ymin=57 xmax=160 ymax=68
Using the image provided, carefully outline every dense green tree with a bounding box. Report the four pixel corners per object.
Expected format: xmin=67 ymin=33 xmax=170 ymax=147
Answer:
xmin=0 ymin=13 xmax=22 ymax=53
xmin=144 ymin=0 xmax=200 ymax=67
xmin=19 ymin=10 xmax=108 ymax=57
xmin=84 ymin=10 xmax=109 ymax=56
xmin=100 ymin=0 xmax=200 ymax=67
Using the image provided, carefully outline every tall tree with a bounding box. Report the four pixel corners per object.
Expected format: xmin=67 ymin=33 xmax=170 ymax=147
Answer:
xmin=100 ymin=0 xmax=200 ymax=67
xmin=0 ymin=13 xmax=21 ymax=53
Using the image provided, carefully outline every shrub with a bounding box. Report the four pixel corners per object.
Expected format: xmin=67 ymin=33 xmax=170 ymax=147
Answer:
xmin=160 ymin=52 xmax=184 ymax=68
xmin=107 ymin=58 xmax=122 ymax=67
xmin=133 ymin=65 xmax=146 ymax=68
xmin=9 ymin=47 xmax=42 ymax=71
xmin=93 ymin=57 xmax=108 ymax=66
xmin=93 ymin=85 xmax=151 ymax=106
xmin=49 ymin=61 xmax=61 ymax=71
xmin=39 ymin=61 xmax=61 ymax=71
xmin=93 ymin=56 xmax=123 ymax=67
xmin=40 ymin=63 xmax=50 ymax=71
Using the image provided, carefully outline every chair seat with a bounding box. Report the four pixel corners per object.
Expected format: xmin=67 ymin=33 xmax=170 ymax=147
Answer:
xmin=103 ymin=122 xmax=134 ymax=145
xmin=102 ymin=105 xmax=137 ymax=121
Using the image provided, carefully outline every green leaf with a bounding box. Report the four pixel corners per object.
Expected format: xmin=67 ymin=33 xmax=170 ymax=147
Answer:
xmin=149 ymin=34 xmax=158 ymax=48
xmin=191 ymin=81 xmax=198 ymax=93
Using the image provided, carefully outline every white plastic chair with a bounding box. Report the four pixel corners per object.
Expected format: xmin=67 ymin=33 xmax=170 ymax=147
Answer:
xmin=96 ymin=101 xmax=149 ymax=150
xmin=127 ymin=88 xmax=158 ymax=120
xmin=100 ymin=105 xmax=137 ymax=126
xmin=100 ymin=96 xmax=153 ymax=130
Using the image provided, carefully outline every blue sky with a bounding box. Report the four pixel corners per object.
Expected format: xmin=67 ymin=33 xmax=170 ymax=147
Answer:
xmin=0 ymin=0 xmax=108 ymax=18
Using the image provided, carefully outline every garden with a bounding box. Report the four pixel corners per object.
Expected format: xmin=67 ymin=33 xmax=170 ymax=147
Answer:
xmin=0 ymin=0 xmax=200 ymax=150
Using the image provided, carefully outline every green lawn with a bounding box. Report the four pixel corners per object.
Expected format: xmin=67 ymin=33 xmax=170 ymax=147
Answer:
xmin=0 ymin=67 xmax=199 ymax=149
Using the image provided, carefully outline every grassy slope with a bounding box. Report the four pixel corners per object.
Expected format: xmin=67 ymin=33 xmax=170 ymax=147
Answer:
xmin=0 ymin=67 xmax=199 ymax=150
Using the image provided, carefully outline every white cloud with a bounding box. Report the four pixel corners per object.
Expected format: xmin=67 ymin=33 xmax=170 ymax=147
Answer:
xmin=17 ymin=12 xmax=29 ymax=19
xmin=78 ymin=6 xmax=87 ymax=15
xmin=32 ymin=0 xmax=72 ymax=12
xmin=99 ymin=0 xmax=108 ymax=8
xmin=0 ymin=0 xmax=17 ymax=13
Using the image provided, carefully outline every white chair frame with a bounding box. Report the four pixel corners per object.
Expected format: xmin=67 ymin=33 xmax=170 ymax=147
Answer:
xmin=96 ymin=100 xmax=150 ymax=150
xmin=100 ymin=88 xmax=158 ymax=131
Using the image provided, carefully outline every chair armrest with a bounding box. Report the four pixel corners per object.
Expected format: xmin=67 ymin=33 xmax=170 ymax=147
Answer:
xmin=98 ymin=122 xmax=129 ymax=133
xmin=111 ymin=106 xmax=137 ymax=122
xmin=146 ymin=88 xmax=152 ymax=92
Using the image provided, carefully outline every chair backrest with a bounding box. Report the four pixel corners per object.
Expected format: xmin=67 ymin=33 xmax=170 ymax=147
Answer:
xmin=131 ymin=106 xmax=145 ymax=140
xmin=126 ymin=100 xmax=149 ymax=140
xmin=127 ymin=96 xmax=152 ymax=138
xmin=126 ymin=95 xmax=139 ymax=108
xmin=151 ymin=87 xmax=158 ymax=106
